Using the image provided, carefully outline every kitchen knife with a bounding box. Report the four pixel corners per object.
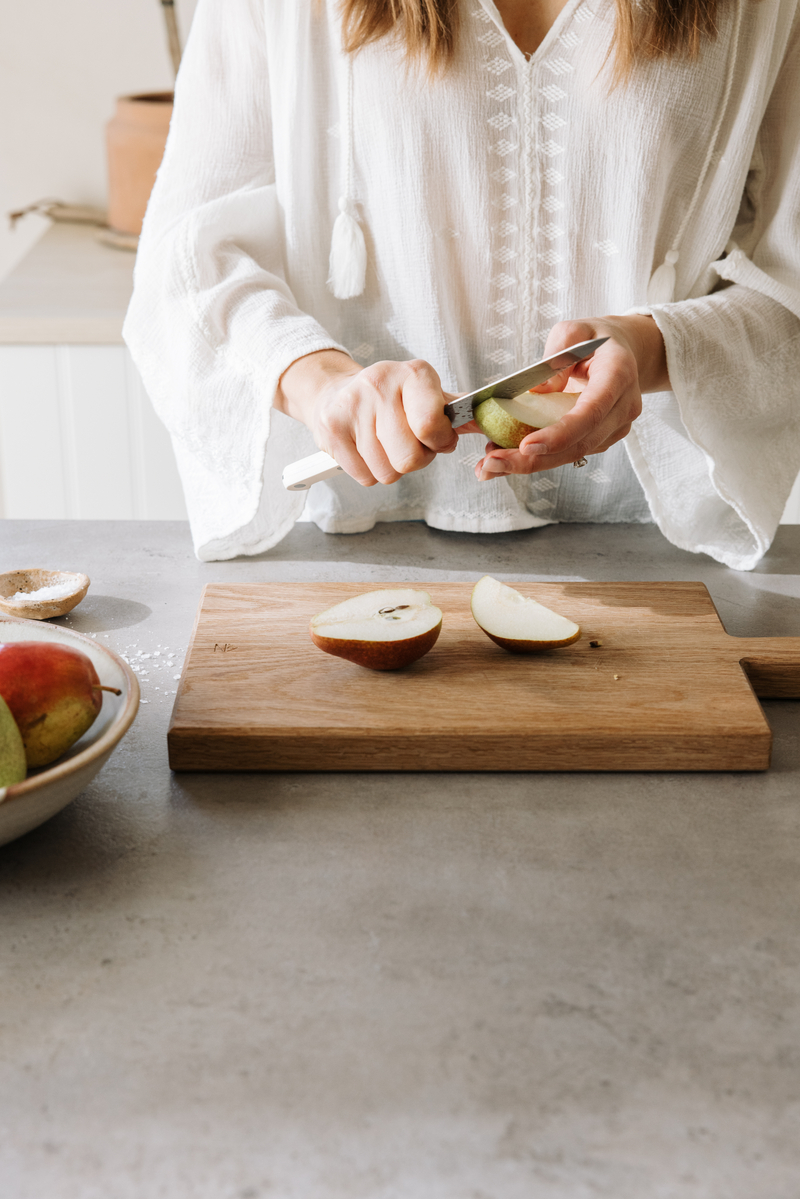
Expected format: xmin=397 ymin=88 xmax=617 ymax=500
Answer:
xmin=281 ymin=336 xmax=609 ymax=491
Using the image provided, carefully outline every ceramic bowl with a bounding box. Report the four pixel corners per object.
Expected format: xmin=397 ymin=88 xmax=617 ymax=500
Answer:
xmin=0 ymin=569 xmax=91 ymax=620
xmin=0 ymin=615 xmax=139 ymax=847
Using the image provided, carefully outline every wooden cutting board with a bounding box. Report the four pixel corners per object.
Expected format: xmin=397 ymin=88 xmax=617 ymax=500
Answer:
xmin=167 ymin=582 xmax=800 ymax=772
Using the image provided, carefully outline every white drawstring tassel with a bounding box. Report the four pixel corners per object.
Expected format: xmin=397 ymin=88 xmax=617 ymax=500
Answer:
xmin=328 ymin=196 xmax=367 ymax=299
xmin=647 ymin=249 xmax=680 ymax=304
xmin=328 ymin=54 xmax=366 ymax=299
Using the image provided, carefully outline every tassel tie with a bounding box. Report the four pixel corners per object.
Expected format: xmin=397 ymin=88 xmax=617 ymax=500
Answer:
xmin=328 ymin=52 xmax=367 ymax=300
xmin=328 ymin=196 xmax=367 ymax=300
xmin=647 ymin=249 xmax=680 ymax=304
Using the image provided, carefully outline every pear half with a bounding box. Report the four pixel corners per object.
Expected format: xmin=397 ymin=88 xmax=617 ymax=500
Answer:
xmin=310 ymin=588 xmax=442 ymax=670
xmin=474 ymin=391 xmax=580 ymax=449
xmin=471 ymin=576 xmax=581 ymax=653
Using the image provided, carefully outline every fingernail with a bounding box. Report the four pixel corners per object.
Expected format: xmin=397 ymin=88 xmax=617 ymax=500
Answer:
xmin=521 ymin=443 xmax=548 ymax=457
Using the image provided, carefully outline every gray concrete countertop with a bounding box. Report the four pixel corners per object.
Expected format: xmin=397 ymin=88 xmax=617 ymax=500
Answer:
xmin=1 ymin=518 xmax=799 ymax=1198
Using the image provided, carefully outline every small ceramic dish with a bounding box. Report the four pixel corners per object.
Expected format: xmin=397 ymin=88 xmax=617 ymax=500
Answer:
xmin=0 ymin=569 xmax=91 ymax=620
xmin=0 ymin=614 xmax=139 ymax=847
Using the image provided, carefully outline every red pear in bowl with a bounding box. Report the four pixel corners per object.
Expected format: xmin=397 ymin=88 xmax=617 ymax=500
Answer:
xmin=0 ymin=641 xmax=121 ymax=768
xmin=310 ymin=589 xmax=443 ymax=670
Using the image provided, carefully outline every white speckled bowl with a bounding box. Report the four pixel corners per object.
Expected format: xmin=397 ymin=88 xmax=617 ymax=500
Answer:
xmin=0 ymin=615 xmax=139 ymax=846
xmin=0 ymin=568 xmax=91 ymax=620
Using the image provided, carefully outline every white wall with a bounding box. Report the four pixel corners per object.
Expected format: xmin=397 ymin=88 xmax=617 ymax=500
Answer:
xmin=0 ymin=0 xmax=198 ymax=283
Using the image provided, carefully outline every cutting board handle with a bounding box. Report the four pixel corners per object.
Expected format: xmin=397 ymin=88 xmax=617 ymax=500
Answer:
xmin=734 ymin=637 xmax=800 ymax=698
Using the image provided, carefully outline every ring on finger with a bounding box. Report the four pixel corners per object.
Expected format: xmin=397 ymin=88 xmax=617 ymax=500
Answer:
xmin=573 ymin=456 xmax=588 ymax=468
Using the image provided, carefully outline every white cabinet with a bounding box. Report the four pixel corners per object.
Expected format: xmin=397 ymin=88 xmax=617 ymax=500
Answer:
xmin=0 ymin=344 xmax=186 ymax=519
xmin=0 ymin=223 xmax=186 ymax=520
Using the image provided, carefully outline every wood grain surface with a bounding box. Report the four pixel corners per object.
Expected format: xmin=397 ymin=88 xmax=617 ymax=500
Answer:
xmin=167 ymin=582 xmax=800 ymax=773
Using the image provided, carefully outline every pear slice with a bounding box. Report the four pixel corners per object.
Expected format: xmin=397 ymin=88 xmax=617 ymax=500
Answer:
xmin=471 ymin=576 xmax=581 ymax=653
xmin=310 ymin=588 xmax=442 ymax=670
xmin=474 ymin=391 xmax=580 ymax=449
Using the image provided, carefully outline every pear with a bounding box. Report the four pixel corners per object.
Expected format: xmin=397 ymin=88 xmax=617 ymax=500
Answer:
xmin=0 ymin=641 xmax=120 ymax=768
xmin=310 ymin=588 xmax=442 ymax=670
xmin=0 ymin=695 xmax=26 ymax=787
xmin=474 ymin=391 xmax=580 ymax=449
xmin=471 ymin=576 xmax=581 ymax=652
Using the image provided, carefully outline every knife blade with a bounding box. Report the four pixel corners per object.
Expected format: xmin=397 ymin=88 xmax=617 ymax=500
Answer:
xmin=281 ymin=336 xmax=609 ymax=491
xmin=443 ymin=337 xmax=608 ymax=429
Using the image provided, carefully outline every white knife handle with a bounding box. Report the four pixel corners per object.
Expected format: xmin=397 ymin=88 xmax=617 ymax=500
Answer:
xmin=282 ymin=450 xmax=344 ymax=491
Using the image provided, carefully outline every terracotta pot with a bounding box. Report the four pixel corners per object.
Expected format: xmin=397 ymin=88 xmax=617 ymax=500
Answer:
xmin=106 ymin=92 xmax=173 ymax=237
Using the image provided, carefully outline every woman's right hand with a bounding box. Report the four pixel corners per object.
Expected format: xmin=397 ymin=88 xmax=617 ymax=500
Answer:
xmin=275 ymin=350 xmax=460 ymax=486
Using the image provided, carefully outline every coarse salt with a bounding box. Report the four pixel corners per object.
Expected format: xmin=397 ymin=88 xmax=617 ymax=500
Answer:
xmin=9 ymin=582 xmax=76 ymax=602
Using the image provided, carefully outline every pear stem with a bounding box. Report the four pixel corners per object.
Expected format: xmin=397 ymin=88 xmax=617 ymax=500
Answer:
xmin=93 ymin=684 xmax=122 ymax=696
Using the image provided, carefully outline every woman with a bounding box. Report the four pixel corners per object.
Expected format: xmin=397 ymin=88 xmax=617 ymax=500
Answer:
xmin=125 ymin=0 xmax=800 ymax=566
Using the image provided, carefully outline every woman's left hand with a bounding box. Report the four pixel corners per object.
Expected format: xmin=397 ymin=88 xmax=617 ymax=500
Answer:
xmin=472 ymin=314 xmax=669 ymax=481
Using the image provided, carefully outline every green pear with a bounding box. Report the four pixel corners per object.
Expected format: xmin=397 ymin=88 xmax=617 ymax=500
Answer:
xmin=474 ymin=391 xmax=580 ymax=449
xmin=0 ymin=694 xmax=26 ymax=787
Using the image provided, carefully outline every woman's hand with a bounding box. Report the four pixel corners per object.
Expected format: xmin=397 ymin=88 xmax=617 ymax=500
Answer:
xmin=276 ymin=350 xmax=459 ymax=485
xmin=475 ymin=315 xmax=669 ymax=481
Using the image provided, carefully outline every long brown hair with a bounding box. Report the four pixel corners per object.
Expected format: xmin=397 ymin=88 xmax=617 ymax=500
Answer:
xmin=339 ymin=0 xmax=722 ymax=81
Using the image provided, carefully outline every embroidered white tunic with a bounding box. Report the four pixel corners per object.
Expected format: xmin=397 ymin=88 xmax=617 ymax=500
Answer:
xmin=124 ymin=0 xmax=800 ymax=567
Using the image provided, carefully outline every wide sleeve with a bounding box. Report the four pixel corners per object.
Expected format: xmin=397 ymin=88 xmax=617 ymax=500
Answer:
xmin=625 ymin=7 xmax=800 ymax=571
xmin=123 ymin=0 xmax=346 ymax=560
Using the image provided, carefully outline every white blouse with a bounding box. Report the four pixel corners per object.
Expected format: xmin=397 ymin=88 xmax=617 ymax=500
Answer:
xmin=124 ymin=0 xmax=800 ymax=568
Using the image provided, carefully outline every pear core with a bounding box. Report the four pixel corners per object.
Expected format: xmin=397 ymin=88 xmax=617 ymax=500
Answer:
xmin=474 ymin=391 xmax=580 ymax=449
xmin=310 ymin=588 xmax=442 ymax=670
xmin=470 ymin=576 xmax=581 ymax=653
